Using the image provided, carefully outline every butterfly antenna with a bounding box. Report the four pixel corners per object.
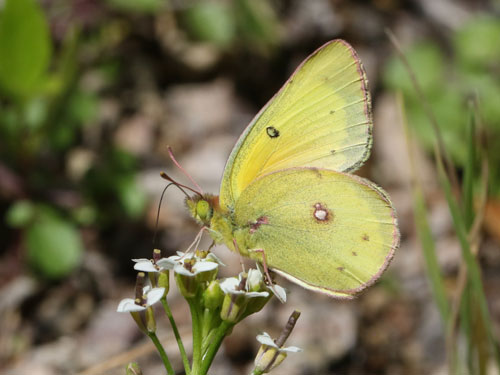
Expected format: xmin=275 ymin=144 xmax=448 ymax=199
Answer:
xmin=153 ymin=183 xmax=173 ymax=247
xmin=153 ymin=181 xmax=196 ymax=248
xmin=167 ymin=146 xmax=204 ymax=195
xmin=160 ymin=172 xmax=203 ymax=197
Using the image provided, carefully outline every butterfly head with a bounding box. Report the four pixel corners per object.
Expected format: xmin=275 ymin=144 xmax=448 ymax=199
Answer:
xmin=186 ymin=194 xmax=219 ymax=226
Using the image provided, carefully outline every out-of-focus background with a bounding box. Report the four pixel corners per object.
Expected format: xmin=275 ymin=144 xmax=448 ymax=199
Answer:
xmin=1 ymin=0 xmax=500 ymax=374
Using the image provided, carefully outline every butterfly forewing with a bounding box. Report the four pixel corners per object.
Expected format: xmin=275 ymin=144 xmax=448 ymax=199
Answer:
xmin=219 ymin=40 xmax=372 ymax=211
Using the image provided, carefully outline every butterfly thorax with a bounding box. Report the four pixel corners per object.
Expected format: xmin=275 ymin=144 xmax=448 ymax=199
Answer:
xmin=186 ymin=194 xmax=255 ymax=258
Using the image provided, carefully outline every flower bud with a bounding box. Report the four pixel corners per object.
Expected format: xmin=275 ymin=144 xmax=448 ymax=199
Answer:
xmin=125 ymin=362 xmax=143 ymax=375
xmin=252 ymin=312 xmax=302 ymax=373
xmin=203 ymin=280 xmax=224 ymax=310
xmin=254 ymin=346 xmax=287 ymax=373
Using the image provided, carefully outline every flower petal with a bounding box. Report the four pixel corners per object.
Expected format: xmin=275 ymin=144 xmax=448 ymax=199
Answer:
xmin=282 ymin=346 xmax=302 ymax=353
xmin=146 ymin=287 xmax=165 ymax=305
xmin=271 ymin=284 xmax=287 ymax=303
xmin=247 ymin=291 xmax=269 ymax=298
xmin=193 ymin=261 xmax=218 ymax=273
xmin=134 ymin=260 xmax=158 ymax=273
xmin=117 ymin=298 xmax=145 ymax=312
xmin=246 ymin=268 xmax=263 ymax=290
xmin=220 ymin=277 xmax=239 ymax=293
xmin=156 ymin=258 xmax=178 ymax=270
xmin=256 ymin=332 xmax=278 ymax=348
xmin=174 ymin=264 xmax=195 ymax=277
xmin=132 ymin=258 xmax=150 ymax=263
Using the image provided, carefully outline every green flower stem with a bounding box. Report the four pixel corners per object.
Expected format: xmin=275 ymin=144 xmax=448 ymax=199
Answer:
xmin=251 ymin=370 xmax=264 ymax=375
xmin=202 ymin=308 xmax=212 ymax=339
xmin=161 ymin=298 xmax=191 ymax=375
xmin=200 ymin=320 xmax=234 ymax=375
xmin=188 ymin=299 xmax=203 ymax=375
xmin=202 ymin=328 xmax=217 ymax=355
xmin=147 ymin=332 xmax=175 ymax=375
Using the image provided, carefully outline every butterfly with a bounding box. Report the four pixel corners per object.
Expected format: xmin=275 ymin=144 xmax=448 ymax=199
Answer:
xmin=178 ymin=39 xmax=399 ymax=299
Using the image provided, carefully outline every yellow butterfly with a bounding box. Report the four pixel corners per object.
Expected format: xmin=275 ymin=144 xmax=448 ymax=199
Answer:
xmin=182 ymin=40 xmax=399 ymax=299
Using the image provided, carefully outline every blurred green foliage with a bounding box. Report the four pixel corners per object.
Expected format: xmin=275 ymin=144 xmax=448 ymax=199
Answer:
xmin=25 ymin=205 xmax=84 ymax=279
xmin=0 ymin=0 xmax=146 ymax=279
xmin=106 ymin=0 xmax=166 ymax=14
xmin=0 ymin=0 xmax=51 ymax=97
xmin=384 ymin=16 xmax=500 ymax=195
xmin=181 ymin=0 xmax=279 ymax=50
xmin=0 ymin=0 xmax=282 ymax=280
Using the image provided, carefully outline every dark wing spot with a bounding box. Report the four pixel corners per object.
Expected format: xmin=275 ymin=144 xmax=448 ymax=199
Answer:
xmin=352 ymin=251 xmax=357 ymax=256
xmin=330 ymin=149 xmax=336 ymax=155
xmin=250 ymin=216 xmax=269 ymax=234
xmin=362 ymin=234 xmax=370 ymax=241
xmin=337 ymin=266 xmax=345 ymax=271
xmin=329 ymin=110 xmax=335 ymax=115
xmin=266 ymin=126 xmax=280 ymax=138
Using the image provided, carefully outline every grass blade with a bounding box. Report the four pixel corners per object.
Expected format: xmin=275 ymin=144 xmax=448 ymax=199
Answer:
xmin=398 ymin=92 xmax=450 ymax=323
xmin=435 ymin=145 xmax=500 ymax=370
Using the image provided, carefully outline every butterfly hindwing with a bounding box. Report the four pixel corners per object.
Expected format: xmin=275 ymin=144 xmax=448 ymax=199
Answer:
xmin=233 ymin=168 xmax=399 ymax=298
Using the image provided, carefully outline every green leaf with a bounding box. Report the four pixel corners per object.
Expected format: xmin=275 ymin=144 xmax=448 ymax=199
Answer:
xmin=183 ymin=2 xmax=236 ymax=47
xmin=116 ymin=176 xmax=147 ymax=219
xmin=383 ymin=43 xmax=445 ymax=98
xmin=26 ymin=210 xmax=83 ymax=279
xmin=6 ymin=200 xmax=35 ymax=228
xmin=235 ymin=0 xmax=279 ymax=49
xmin=24 ymin=97 xmax=48 ymax=129
xmin=405 ymin=91 xmax=467 ymax=166
xmin=68 ymin=90 xmax=99 ymax=126
xmin=0 ymin=0 xmax=52 ymax=98
xmin=454 ymin=17 xmax=500 ymax=71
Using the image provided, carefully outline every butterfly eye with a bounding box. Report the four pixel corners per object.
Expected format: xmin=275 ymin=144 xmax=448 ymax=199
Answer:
xmin=196 ymin=200 xmax=212 ymax=222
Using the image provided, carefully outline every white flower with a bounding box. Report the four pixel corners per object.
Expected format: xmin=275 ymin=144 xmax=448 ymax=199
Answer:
xmin=174 ymin=260 xmax=218 ymax=276
xmin=156 ymin=251 xmax=222 ymax=276
xmin=221 ymin=268 xmax=286 ymax=301
xmin=253 ymin=332 xmax=301 ymax=373
xmin=132 ymin=258 xmax=159 ymax=273
xmin=116 ymin=286 xmax=165 ymax=313
xmin=220 ymin=276 xmax=269 ymax=298
xmin=256 ymin=332 xmax=301 ymax=353
xmin=253 ymin=266 xmax=287 ymax=303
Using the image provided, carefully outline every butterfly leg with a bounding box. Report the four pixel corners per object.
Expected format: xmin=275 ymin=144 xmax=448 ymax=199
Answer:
xmin=251 ymin=248 xmax=286 ymax=303
xmin=185 ymin=226 xmax=208 ymax=253
xmin=207 ymin=240 xmax=216 ymax=251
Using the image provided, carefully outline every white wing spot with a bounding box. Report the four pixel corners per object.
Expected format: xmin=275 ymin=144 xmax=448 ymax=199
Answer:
xmin=314 ymin=209 xmax=328 ymax=221
xmin=313 ymin=203 xmax=332 ymax=223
